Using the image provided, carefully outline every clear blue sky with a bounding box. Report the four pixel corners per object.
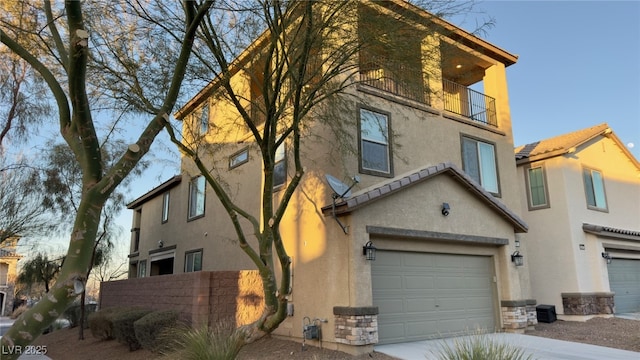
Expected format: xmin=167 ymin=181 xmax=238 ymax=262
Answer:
xmin=470 ymin=0 xmax=640 ymax=158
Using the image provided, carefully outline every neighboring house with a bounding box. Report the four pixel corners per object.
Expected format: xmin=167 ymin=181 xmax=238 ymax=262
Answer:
xmin=0 ymin=236 xmax=22 ymax=316
xmin=126 ymin=1 xmax=533 ymax=353
xmin=515 ymin=123 xmax=640 ymax=319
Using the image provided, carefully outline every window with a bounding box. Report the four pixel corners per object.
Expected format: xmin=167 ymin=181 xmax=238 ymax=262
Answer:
xmin=200 ymin=104 xmax=209 ymax=134
xmin=162 ymin=192 xmax=170 ymax=223
xmin=188 ymin=176 xmax=205 ymax=220
xmin=273 ymin=141 xmax=286 ymax=189
xmin=185 ymin=250 xmax=203 ymax=272
xmin=461 ymin=136 xmax=499 ymax=194
xmin=229 ymin=148 xmax=249 ymax=169
xmin=138 ymin=260 xmax=147 ymax=278
xmin=526 ymin=165 xmax=549 ymax=209
xmin=359 ymin=108 xmax=392 ymax=176
xmin=583 ymin=167 xmax=607 ymax=210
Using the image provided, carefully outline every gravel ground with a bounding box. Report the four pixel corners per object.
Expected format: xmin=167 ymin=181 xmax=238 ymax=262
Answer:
xmin=30 ymin=316 xmax=640 ymax=359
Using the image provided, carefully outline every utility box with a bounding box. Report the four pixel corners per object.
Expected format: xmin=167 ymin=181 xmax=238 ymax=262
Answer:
xmin=303 ymin=324 xmax=319 ymax=339
xmin=536 ymin=304 xmax=557 ymax=323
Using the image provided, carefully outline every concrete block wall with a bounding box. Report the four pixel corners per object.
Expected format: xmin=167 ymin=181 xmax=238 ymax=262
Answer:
xmin=100 ymin=270 xmax=263 ymax=327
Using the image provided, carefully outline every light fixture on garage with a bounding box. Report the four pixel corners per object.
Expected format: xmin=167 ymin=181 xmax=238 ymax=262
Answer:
xmin=601 ymin=252 xmax=612 ymax=264
xmin=511 ymin=251 xmax=524 ymax=266
xmin=363 ymin=241 xmax=377 ymax=261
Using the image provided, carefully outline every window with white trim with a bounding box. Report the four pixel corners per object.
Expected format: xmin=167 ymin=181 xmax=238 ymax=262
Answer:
xmin=188 ymin=176 xmax=205 ymax=220
xmin=359 ymin=108 xmax=392 ymax=176
xmin=583 ymin=167 xmax=607 ymax=210
xmin=273 ymin=141 xmax=286 ymax=189
xmin=461 ymin=136 xmax=499 ymax=194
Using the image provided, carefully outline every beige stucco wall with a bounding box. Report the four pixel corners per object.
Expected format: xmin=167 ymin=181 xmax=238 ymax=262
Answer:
xmin=518 ymin=135 xmax=640 ymax=315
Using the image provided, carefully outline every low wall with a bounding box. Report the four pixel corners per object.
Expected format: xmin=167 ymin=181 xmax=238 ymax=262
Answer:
xmin=100 ymin=270 xmax=264 ymax=326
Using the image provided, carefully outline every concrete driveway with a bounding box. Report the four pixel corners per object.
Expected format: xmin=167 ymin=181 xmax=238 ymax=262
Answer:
xmin=375 ymin=333 xmax=639 ymax=360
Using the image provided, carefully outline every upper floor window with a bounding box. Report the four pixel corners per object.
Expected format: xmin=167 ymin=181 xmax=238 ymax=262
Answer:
xmin=229 ymin=148 xmax=249 ymax=169
xmin=188 ymin=176 xmax=205 ymax=220
xmin=461 ymin=136 xmax=499 ymax=194
xmin=200 ymin=104 xmax=209 ymax=134
xmin=526 ymin=165 xmax=549 ymax=209
xmin=273 ymin=141 xmax=286 ymax=189
xmin=359 ymin=108 xmax=392 ymax=177
xmin=162 ymin=192 xmax=170 ymax=223
xmin=582 ymin=167 xmax=608 ymax=211
xmin=185 ymin=249 xmax=203 ymax=273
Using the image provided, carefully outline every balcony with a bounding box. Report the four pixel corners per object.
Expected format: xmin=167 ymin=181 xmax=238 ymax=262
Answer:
xmin=442 ymin=79 xmax=497 ymax=127
xmin=359 ymin=69 xmax=497 ymax=128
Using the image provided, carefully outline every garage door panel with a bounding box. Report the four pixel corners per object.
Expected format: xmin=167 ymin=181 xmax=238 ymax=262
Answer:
xmin=608 ymin=259 xmax=640 ymax=313
xmin=372 ymin=251 xmax=496 ymax=344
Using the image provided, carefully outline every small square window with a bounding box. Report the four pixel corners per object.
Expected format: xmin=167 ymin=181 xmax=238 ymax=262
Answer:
xmin=185 ymin=250 xmax=203 ymax=272
xmin=229 ymin=148 xmax=249 ymax=169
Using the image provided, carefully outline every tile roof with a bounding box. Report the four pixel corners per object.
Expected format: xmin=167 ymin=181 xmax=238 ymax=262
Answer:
xmin=583 ymin=223 xmax=640 ymax=240
xmin=514 ymin=123 xmax=610 ymax=162
xmin=0 ymin=248 xmax=21 ymax=258
xmin=322 ymin=162 xmax=528 ymax=233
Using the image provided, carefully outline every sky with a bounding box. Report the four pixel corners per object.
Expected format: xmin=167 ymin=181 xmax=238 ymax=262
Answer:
xmin=467 ymin=0 xmax=640 ymax=157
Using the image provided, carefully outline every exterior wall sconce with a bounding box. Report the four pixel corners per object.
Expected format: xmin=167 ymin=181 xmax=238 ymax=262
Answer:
xmin=602 ymin=252 xmax=612 ymax=264
xmin=363 ymin=241 xmax=377 ymax=261
xmin=511 ymin=251 xmax=524 ymax=266
xmin=441 ymin=202 xmax=450 ymax=216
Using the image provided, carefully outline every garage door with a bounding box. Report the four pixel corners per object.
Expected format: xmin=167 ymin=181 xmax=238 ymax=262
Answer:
xmin=372 ymin=251 xmax=497 ymax=344
xmin=608 ymin=259 xmax=640 ymax=313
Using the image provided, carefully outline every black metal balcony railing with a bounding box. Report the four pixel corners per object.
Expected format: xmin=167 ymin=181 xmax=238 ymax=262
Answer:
xmin=442 ymin=79 xmax=497 ymax=127
xmin=359 ymin=67 xmax=498 ymax=128
xmin=360 ymin=67 xmax=430 ymax=105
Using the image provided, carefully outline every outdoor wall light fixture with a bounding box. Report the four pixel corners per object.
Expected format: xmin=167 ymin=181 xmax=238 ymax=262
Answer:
xmin=601 ymin=252 xmax=612 ymax=264
xmin=441 ymin=202 xmax=450 ymax=216
xmin=511 ymin=251 xmax=524 ymax=267
xmin=363 ymin=241 xmax=377 ymax=261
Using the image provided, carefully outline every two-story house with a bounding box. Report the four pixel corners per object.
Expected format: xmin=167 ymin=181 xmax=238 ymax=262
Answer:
xmin=126 ymin=0 xmax=532 ymax=353
xmin=0 ymin=235 xmax=22 ymax=316
xmin=515 ymin=123 xmax=640 ymax=320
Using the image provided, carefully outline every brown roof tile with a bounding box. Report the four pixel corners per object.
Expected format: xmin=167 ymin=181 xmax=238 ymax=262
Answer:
xmin=322 ymin=162 xmax=528 ymax=233
xmin=514 ymin=123 xmax=609 ymax=161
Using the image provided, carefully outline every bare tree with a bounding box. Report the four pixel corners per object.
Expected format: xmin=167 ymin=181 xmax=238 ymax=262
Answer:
xmin=165 ymin=0 xmax=493 ymax=343
xmin=0 ymin=1 xmax=213 ymax=354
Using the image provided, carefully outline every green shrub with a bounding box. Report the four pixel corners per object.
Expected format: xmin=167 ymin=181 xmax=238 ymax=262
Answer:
xmin=134 ymin=310 xmax=180 ymax=353
xmin=431 ymin=332 xmax=535 ymax=360
xmin=163 ymin=319 xmax=245 ymax=360
xmin=112 ymin=308 xmax=153 ymax=351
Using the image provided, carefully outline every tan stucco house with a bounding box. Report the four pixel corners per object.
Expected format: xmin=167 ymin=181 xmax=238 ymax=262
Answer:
xmin=126 ymin=1 xmax=534 ymax=353
xmin=0 ymin=236 xmax=22 ymax=316
xmin=515 ymin=123 xmax=640 ymax=320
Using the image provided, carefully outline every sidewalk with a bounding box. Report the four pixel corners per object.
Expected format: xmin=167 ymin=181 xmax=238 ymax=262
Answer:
xmin=375 ymin=333 xmax=639 ymax=360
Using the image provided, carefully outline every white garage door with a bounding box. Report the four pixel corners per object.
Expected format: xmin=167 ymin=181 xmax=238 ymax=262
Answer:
xmin=372 ymin=251 xmax=497 ymax=344
xmin=608 ymin=259 xmax=640 ymax=313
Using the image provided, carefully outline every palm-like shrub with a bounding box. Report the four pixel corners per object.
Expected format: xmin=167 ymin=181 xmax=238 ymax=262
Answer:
xmin=431 ymin=332 xmax=535 ymax=360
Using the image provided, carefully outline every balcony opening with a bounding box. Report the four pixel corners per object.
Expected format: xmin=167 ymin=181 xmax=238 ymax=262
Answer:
xmin=442 ymin=79 xmax=497 ymax=127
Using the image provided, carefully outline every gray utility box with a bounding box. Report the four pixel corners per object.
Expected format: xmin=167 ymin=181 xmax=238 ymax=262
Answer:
xmin=536 ymin=304 xmax=557 ymax=323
